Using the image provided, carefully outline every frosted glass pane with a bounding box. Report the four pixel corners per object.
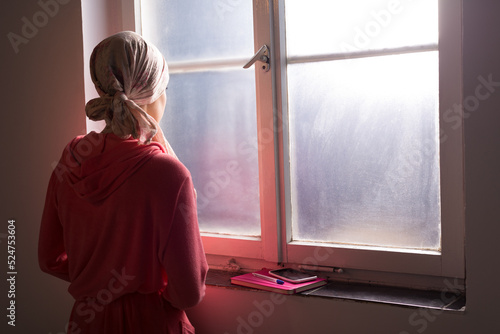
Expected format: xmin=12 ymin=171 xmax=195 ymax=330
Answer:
xmin=288 ymin=52 xmax=440 ymax=250
xmin=161 ymin=70 xmax=260 ymax=236
xmin=285 ymin=0 xmax=438 ymax=57
xmin=141 ymin=0 xmax=254 ymax=62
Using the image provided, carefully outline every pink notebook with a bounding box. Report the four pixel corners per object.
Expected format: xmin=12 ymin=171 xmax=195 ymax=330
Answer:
xmin=231 ymin=268 xmax=327 ymax=295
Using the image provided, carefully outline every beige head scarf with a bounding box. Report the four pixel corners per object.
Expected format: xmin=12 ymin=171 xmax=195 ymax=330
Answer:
xmin=85 ymin=31 xmax=170 ymax=147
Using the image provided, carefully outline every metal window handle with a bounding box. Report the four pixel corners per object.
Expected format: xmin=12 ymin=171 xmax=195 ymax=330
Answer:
xmin=243 ymin=45 xmax=270 ymax=72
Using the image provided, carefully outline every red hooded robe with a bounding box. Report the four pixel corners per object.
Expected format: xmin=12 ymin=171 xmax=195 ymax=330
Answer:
xmin=39 ymin=131 xmax=208 ymax=333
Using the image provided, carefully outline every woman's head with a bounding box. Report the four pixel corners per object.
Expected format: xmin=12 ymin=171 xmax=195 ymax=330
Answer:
xmin=85 ymin=31 xmax=169 ymax=144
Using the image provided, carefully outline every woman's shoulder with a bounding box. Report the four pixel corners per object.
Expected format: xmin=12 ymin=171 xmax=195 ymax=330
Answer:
xmin=148 ymin=151 xmax=190 ymax=171
xmin=133 ymin=153 xmax=193 ymax=194
xmin=62 ymin=131 xmax=104 ymax=153
xmin=145 ymin=150 xmax=192 ymax=179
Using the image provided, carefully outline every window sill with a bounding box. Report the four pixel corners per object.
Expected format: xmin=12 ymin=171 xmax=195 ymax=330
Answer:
xmin=206 ymin=269 xmax=466 ymax=312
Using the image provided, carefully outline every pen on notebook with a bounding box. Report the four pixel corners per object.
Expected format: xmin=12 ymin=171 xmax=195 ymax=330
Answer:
xmin=253 ymin=273 xmax=285 ymax=285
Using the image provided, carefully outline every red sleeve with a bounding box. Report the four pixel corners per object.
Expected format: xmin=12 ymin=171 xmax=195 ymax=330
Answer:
xmin=159 ymin=175 xmax=208 ymax=310
xmin=38 ymin=172 xmax=70 ymax=282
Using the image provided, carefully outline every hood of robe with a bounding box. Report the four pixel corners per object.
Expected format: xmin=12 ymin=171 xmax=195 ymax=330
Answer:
xmin=55 ymin=131 xmax=165 ymax=203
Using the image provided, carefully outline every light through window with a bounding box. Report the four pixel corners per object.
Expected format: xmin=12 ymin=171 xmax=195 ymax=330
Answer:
xmin=285 ymin=0 xmax=441 ymax=251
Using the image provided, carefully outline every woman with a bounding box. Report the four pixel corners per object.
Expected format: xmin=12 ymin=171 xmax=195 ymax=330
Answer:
xmin=39 ymin=31 xmax=208 ymax=333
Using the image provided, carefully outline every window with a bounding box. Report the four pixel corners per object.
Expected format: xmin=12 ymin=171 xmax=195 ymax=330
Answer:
xmin=138 ymin=0 xmax=464 ymax=285
xmin=286 ymin=0 xmax=440 ymax=250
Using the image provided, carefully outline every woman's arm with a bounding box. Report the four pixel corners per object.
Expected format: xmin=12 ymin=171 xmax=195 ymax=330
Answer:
xmin=38 ymin=172 xmax=70 ymax=282
xmin=159 ymin=175 xmax=208 ymax=310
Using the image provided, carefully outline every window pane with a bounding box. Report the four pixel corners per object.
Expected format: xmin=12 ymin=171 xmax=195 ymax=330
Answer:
xmin=141 ymin=0 xmax=254 ymax=62
xmin=287 ymin=52 xmax=441 ymax=250
xmin=142 ymin=0 xmax=260 ymax=237
xmin=285 ymin=0 xmax=438 ymax=57
xmin=161 ymin=70 xmax=261 ymax=237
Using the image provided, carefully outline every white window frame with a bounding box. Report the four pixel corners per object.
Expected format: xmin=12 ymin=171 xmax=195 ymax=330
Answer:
xmin=280 ymin=0 xmax=465 ymax=281
xmin=133 ymin=0 xmax=465 ymax=286
xmin=200 ymin=0 xmax=281 ymax=263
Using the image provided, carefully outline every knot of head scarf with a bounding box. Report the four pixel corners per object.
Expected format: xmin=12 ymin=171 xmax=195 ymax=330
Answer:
xmin=85 ymin=31 xmax=169 ymax=144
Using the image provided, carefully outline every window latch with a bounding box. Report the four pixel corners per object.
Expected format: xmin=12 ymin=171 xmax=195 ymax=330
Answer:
xmin=243 ymin=45 xmax=270 ymax=72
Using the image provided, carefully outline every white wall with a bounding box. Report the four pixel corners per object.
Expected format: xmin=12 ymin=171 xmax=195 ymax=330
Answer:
xmin=1 ymin=0 xmax=499 ymax=333
xmin=2 ymin=1 xmax=85 ymax=333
